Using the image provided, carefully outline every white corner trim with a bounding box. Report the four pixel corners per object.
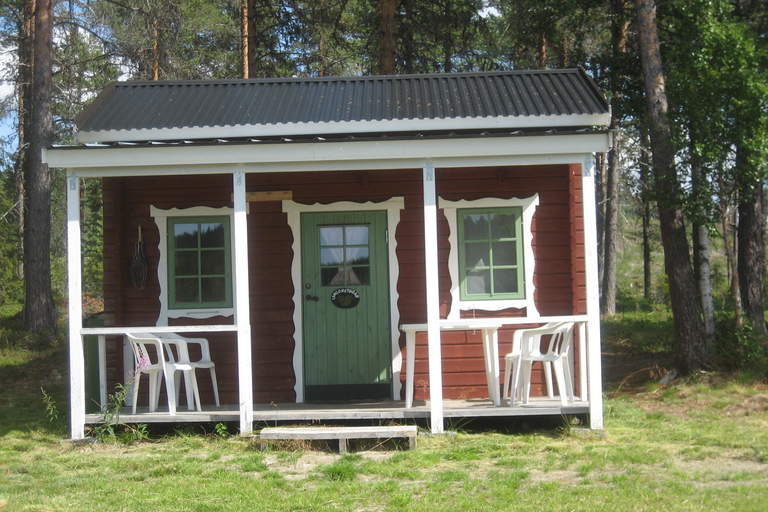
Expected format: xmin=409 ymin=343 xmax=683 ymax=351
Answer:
xmin=439 ymin=195 xmax=540 ymax=320
xmin=281 ymin=198 xmax=405 ymax=403
xmin=150 ymin=205 xmax=235 ymax=325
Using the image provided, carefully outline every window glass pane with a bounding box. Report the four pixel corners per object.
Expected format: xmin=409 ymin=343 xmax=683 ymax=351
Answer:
xmin=200 ymin=223 xmax=225 ymax=248
xmin=201 ymin=250 xmax=226 ymax=275
xmin=350 ymin=266 xmax=369 ymax=285
xmin=466 ymin=269 xmax=491 ymax=294
xmin=174 ymin=223 xmax=198 ymax=249
xmin=320 ymin=247 xmax=343 ymax=265
xmin=345 ymin=246 xmax=369 ymax=265
xmin=493 ymin=269 xmax=519 ymax=294
xmin=174 ymin=251 xmax=198 ymax=276
xmin=491 ymin=213 xmax=517 ymax=239
xmin=463 ymin=214 xmax=489 ymax=240
xmin=201 ymin=277 xmax=226 ymax=302
xmin=321 ymin=266 xmax=343 ymax=286
xmin=492 ymin=241 xmax=517 ymax=266
xmin=320 ymin=227 xmax=343 ymax=246
xmin=175 ymin=278 xmax=198 ymax=303
xmin=465 ymin=242 xmax=490 ymax=269
xmin=345 ymin=226 xmax=368 ymax=245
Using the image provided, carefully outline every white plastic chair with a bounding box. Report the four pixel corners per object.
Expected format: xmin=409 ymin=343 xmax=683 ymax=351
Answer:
xmin=125 ymin=333 xmax=200 ymax=415
xmin=503 ymin=322 xmax=575 ymax=406
xmin=154 ymin=333 xmax=220 ymax=410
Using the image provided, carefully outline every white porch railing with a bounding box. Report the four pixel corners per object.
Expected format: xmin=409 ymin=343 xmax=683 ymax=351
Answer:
xmin=400 ymin=315 xmax=591 ymax=409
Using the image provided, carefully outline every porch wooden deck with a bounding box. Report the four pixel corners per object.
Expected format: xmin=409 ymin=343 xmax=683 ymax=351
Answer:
xmin=84 ymin=399 xmax=590 ymax=424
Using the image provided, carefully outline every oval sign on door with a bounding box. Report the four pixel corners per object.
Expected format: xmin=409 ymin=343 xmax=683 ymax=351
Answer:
xmin=330 ymin=288 xmax=361 ymax=309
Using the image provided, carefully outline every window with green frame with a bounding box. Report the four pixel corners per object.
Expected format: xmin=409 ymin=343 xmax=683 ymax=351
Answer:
xmin=458 ymin=207 xmax=525 ymax=300
xmin=168 ymin=216 xmax=232 ymax=309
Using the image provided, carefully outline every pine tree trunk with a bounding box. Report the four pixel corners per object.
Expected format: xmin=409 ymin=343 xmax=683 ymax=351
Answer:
xmin=602 ymin=0 xmax=628 ymax=315
xmin=720 ymin=196 xmax=744 ymax=325
xmin=596 ymin=151 xmax=606 ymax=288
xmin=378 ymin=0 xmax=396 ymax=74
xmin=601 ymin=130 xmax=620 ymax=314
xmin=23 ymin=0 xmax=56 ymax=332
xmin=635 ymin=0 xmax=708 ymax=372
xmin=640 ymin=127 xmax=653 ymax=301
xmin=736 ymin=145 xmax=767 ymax=336
xmin=14 ymin=1 xmax=35 ymax=250
xmin=241 ymin=0 xmax=249 ymax=78
xmin=690 ymin=133 xmax=715 ymax=339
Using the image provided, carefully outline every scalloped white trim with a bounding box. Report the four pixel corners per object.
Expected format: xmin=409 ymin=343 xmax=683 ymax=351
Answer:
xmin=282 ymin=198 xmax=404 ymax=403
xmin=150 ymin=205 xmax=236 ymax=325
xmin=439 ymin=195 xmax=539 ymax=319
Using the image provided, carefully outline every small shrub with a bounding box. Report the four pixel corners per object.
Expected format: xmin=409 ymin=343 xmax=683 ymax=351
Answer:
xmin=40 ymin=387 xmax=60 ymax=424
xmin=214 ymin=422 xmax=229 ymax=438
xmin=714 ymin=315 xmax=768 ymax=371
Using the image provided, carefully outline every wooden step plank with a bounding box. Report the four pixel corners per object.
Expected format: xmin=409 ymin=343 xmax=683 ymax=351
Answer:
xmin=260 ymin=425 xmax=416 ymax=440
xmin=260 ymin=425 xmax=417 ymax=452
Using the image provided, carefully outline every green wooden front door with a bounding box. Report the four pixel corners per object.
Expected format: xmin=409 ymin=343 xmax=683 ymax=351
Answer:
xmin=301 ymin=211 xmax=391 ymax=402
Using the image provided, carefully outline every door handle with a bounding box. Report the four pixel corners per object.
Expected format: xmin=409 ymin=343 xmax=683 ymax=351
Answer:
xmin=305 ymin=294 xmax=319 ymax=302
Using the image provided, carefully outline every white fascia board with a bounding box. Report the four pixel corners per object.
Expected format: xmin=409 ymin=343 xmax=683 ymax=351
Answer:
xmin=45 ymin=133 xmax=610 ymax=174
xmin=75 ymin=113 xmax=612 ymax=143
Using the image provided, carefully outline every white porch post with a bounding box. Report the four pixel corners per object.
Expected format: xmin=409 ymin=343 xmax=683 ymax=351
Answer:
xmin=233 ymin=170 xmax=254 ymax=434
xmin=66 ymin=172 xmax=85 ymax=439
xmin=422 ymin=162 xmax=444 ymax=433
xmin=581 ymin=156 xmax=604 ymax=430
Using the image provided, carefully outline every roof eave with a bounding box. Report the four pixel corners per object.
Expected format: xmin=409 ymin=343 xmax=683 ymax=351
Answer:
xmin=75 ymin=112 xmax=612 ymax=144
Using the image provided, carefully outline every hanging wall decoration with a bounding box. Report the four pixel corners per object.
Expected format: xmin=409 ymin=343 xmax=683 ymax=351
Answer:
xmin=129 ymin=225 xmax=149 ymax=289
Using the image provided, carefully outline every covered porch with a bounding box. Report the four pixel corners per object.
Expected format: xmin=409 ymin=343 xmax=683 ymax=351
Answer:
xmin=52 ymin=134 xmax=607 ymax=440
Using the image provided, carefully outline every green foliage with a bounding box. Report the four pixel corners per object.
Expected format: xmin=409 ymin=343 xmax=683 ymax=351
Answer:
xmin=40 ymin=387 xmax=60 ymax=424
xmin=714 ymin=314 xmax=768 ymax=372
xmin=214 ymin=422 xmax=229 ymax=438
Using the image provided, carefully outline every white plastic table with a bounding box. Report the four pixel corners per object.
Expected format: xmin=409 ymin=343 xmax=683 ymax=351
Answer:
xmin=400 ymin=316 xmax=590 ymax=408
xmin=400 ymin=318 xmax=508 ymax=408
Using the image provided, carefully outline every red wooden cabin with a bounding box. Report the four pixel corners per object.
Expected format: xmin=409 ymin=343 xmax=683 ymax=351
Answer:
xmin=46 ymin=69 xmax=610 ymax=439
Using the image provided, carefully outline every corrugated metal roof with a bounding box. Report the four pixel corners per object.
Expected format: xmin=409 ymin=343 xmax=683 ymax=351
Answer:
xmin=76 ymin=69 xmax=610 ymax=142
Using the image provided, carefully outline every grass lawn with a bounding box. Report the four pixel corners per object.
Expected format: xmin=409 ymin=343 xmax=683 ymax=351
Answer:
xmin=1 ymin=324 xmax=767 ymax=511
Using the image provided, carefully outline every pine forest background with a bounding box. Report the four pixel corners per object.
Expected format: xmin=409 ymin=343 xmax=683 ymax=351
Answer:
xmin=0 ymin=0 xmax=767 ymax=375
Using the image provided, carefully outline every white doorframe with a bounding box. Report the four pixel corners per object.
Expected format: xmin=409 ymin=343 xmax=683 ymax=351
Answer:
xmin=282 ymin=198 xmax=404 ymax=403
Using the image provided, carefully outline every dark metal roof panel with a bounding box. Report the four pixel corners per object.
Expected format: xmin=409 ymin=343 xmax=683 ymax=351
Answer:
xmin=76 ymin=69 xmax=610 ymax=135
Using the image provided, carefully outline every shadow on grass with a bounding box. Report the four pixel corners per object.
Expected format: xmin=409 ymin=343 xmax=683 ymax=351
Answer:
xmin=0 ymin=344 xmax=68 ymax=437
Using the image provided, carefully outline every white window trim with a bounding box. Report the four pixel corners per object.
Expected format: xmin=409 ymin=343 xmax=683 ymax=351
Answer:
xmin=439 ymin=195 xmax=539 ymax=319
xmin=150 ymin=205 xmax=236 ymax=325
xmin=282 ymin=198 xmax=404 ymax=403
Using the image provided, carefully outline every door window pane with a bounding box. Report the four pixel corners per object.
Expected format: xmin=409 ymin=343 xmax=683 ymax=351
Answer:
xmin=345 ymin=226 xmax=368 ymax=245
xmin=320 ymin=227 xmax=343 ymax=246
xmin=321 ymin=247 xmax=343 ymax=265
xmin=351 ymin=266 xmax=370 ymax=285
xmin=345 ymin=246 xmax=369 ymax=265
xmin=318 ymin=223 xmax=371 ymax=286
